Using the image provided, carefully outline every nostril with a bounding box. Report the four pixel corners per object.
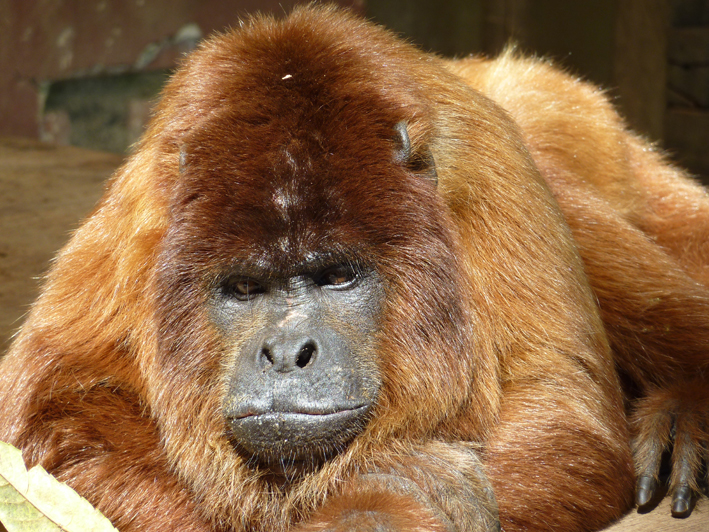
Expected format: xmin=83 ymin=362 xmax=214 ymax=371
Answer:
xmin=261 ymin=347 xmax=274 ymax=366
xmin=296 ymin=342 xmax=316 ymax=368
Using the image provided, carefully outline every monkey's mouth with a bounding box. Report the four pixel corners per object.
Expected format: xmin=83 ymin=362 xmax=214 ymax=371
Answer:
xmin=227 ymin=405 xmax=371 ymax=468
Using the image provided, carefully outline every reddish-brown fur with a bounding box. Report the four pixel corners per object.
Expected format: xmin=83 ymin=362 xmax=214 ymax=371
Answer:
xmin=0 ymin=5 xmax=707 ymax=532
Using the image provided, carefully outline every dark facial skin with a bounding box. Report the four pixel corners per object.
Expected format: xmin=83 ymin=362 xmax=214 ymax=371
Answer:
xmin=210 ymin=258 xmax=384 ymax=473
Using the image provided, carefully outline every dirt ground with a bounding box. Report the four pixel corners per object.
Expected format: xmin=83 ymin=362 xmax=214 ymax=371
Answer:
xmin=0 ymin=137 xmax=705 ymax=530
xmin=0 ymin=137 xmax=122 ymax=352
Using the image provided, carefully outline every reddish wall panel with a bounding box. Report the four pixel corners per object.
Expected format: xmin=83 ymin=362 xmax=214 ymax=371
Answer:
xmin=0 ymin=0 xmax=363 ymax=138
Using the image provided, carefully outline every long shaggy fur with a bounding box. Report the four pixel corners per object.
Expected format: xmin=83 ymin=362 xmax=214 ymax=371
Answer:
xmin=1 ymin=5 xmax=707 ymax=532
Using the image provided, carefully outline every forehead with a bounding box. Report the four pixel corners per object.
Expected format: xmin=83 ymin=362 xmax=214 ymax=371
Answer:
xmin=173 ymin=99 xmax=397 ymax=268
xmin=164 ymin=21 xmax=435 ymax=273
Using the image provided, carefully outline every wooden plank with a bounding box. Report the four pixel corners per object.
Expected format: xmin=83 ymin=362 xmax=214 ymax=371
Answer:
xmin=667 ymin=64 xmax=709 ymax=108
xmin=612 ymin=0 xmax=670 ymax=141
xmin=664 ymin=107 xmax=709 ymax=182
xmin=668 ymin=27 xmax=709 ymax=65
xmin=0 ymin=0 xmax=363 ymax=138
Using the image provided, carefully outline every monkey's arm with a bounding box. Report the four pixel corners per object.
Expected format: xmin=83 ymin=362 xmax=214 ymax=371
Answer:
xmin=0 ymin=374 xmax=211 ymax=532
xmin=485 ymin=372 xmax=636 ymax=532
xmin=552 ymin=176 xmax=709 ymax=518
xmin=293 ymin=443 xmax=499 ymax=532
xmin=462 ymin=49 xmax=709 ymax=518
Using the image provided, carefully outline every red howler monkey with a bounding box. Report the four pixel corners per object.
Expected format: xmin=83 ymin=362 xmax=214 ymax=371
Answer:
xmin=0 ymin=5 xmax=707 ymax=532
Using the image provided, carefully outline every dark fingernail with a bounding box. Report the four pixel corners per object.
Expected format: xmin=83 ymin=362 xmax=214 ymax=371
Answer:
xmin=636 ymin=476 xmax=655 ymax=507
xmin=672 ymin=486 xmax=692 ymax=517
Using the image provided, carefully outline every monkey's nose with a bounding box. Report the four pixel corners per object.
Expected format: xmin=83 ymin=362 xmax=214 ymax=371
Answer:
xmin=258 ymin=333 xmax=318 ymax=372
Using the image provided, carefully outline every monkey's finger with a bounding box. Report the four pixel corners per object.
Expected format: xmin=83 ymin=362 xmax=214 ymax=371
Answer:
xmin=634 ymin=438 xmax=664 ymax=508
xmin=635 ymin=474 xmax=657 ymax=507
xmin=669 ymin=429 xmax=701 ymax=517
xmin=631 ymin=398 xmax=673 ymax=509
xmin=671 ymin=485 xmax=693 ymax=517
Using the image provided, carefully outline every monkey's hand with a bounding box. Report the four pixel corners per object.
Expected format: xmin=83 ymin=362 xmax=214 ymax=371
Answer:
xmin=292 ymin=473 xmax=454 ymax=532
xmin=293 ymin=443 xmax=499 ymax=532
xmin=632 ymin=381 xmax=709 ymax=517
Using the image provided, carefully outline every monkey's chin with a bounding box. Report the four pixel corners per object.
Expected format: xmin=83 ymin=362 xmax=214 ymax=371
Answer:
xmin=228 ymin=407 xmax=370 ymax=475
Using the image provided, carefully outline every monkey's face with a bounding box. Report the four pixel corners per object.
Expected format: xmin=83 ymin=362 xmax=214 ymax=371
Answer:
xmin=212 ymin=256 xmax=384 ymax=471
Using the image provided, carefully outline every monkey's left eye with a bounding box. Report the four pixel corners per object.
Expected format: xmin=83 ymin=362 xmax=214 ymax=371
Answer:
xmin=316 ymin=265 xmax=357 ymax=288
xmin=223 ymin=278 xmax=265 ymax=300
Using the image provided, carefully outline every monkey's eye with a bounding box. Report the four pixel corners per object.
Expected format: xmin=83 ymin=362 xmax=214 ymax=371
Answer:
xmin=224 ymin=278 xmax=265 ymax=300
xmin=316 ymin=265 xmax=357 ymax=288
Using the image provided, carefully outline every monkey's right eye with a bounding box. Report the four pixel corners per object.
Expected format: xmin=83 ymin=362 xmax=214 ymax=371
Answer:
xmin=316 ymin=265 xmax=358 ymax=288
xmin=223 ymin=278 xmax=265 ymax=300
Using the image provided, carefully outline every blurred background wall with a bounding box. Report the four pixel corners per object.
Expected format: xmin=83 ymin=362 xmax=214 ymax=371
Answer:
xmin=0 ymin=0 xmax=707 ymax=180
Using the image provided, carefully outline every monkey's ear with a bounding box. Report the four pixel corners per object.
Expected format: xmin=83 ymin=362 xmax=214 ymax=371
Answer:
xmin=393 ymin=121 xmax=437 ymax=186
